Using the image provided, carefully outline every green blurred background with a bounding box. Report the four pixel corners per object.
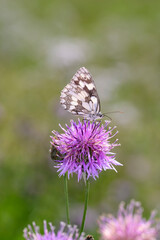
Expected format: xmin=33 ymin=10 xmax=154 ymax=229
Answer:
xmin=1 ymin=0 xmax=160 ymax=239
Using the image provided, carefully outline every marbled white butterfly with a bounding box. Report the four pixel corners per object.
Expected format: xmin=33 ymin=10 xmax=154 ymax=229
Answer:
xmin=60 ymin=67 xmax=103 ymax=121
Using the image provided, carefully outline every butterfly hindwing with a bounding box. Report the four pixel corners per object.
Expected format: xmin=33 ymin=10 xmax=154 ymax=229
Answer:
xmin=60 ymin=67 xmax=102 ymax=120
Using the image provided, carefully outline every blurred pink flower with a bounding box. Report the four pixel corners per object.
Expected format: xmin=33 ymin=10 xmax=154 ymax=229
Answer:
xmin=98 ymin=200 xmax=159 ymax=240
xmin=24 ymin=221 xmax=85 ymax=240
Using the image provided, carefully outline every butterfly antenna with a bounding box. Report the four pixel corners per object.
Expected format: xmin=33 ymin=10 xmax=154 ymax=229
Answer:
xmin=103 ymin=111 xmax=124 ymax=120
xmin=103 ymin=111 xmax=124 ymax=115
xmin=103 ymin=114 xmax=112 ymax=120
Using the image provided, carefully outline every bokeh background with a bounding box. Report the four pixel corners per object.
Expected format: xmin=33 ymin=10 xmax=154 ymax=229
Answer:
xmin=1 ymin=1 xmax=160 ymax=239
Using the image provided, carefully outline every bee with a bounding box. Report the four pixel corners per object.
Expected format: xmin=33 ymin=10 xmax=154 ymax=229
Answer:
xmin=85 ymin=235 xmax=94 ymax=240
xmin=50 ymin=144 xmax=64 ymax=161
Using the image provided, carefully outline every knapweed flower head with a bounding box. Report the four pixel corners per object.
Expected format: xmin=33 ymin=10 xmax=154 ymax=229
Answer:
xmin=24 ymin=221 xmax=85 ymax=240
xmin=50 ymin=119 xmax=121 ymax=181
xmin=98 ymin=200 xmax=160 ymax=240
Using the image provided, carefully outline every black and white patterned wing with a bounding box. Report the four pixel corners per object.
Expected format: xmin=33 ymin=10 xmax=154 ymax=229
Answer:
xmin=60 ymin=67 xmax=101 ymax=119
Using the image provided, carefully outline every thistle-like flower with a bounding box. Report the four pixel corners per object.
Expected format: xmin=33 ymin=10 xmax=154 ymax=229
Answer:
xmin=24 ymin=221 xmax=85 ymax=240
xmin=50 ymin=119 xmax=121 ymax=181
xmin=98 ymin=200 xmax=159 ymax=240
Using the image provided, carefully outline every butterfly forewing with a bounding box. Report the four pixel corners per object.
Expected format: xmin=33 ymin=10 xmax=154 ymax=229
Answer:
xmin=60 ymin=67 xmax=102 ymax=120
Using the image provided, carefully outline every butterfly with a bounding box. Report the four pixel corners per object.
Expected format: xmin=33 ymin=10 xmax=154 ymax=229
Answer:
xmin=60 ymin=67 xmax=103 ymax=121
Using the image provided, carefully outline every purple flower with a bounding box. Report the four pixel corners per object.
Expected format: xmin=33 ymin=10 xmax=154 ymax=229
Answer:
xmin=23 ymin=221 xmax=85 ymax=240
xmin=50 ymin=119 xmax=121 ymax=181
xmin=98 ymin=200 xmax=160 ymax=240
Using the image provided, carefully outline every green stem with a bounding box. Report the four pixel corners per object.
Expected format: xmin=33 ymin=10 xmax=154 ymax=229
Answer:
xmin=64 ymin=173 xmax=70 ymax=224
xmin=80 ymin=179 xmax=90 ymax=234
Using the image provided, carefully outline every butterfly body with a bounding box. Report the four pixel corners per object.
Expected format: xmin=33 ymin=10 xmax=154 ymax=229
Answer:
xmin=60 ymin=67 xmax=103 ymax=121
